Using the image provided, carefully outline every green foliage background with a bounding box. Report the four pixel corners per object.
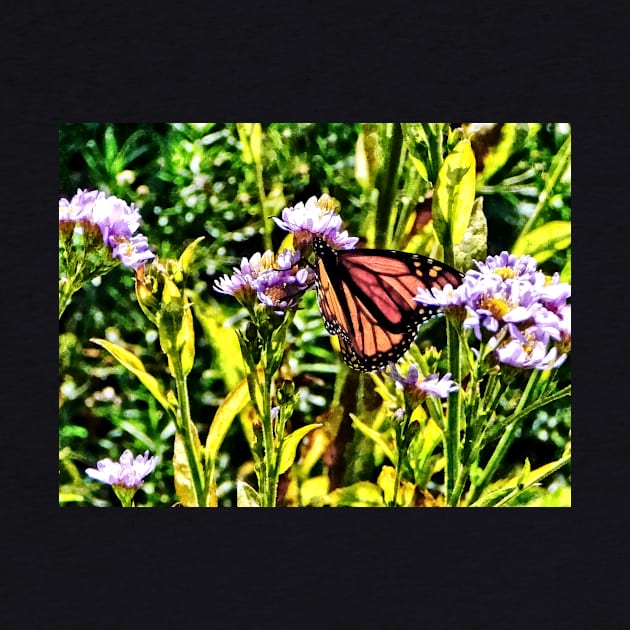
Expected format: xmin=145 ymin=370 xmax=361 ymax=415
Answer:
xmin=59 ymin=122 xmax=571 ymax=507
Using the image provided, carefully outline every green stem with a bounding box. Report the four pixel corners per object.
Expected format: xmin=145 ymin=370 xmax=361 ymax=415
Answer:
xmin=445 ymin=319 xmax=462 ymax=506
xmin=59 ymin=280 xmax=78 ymax=319
xmin=253 ymin=150 xmax=271 ymax=252
xmin=391 ymin=410 xmax=411 ymax=507
xmin=259 ymin=368 xmax=277 ymax=507
xmin=171 ymin=353 xmax=206 ymax=506
xmin=518 ymin=133 xmax=571 ymax=239
xmin=442 ymin=229 xmax=462 ymax=506
xmin=422 ymin=122 xmax=444 ymax=183
xmin=375 ymin=123 xmax=404 ymax=248
xmin=466 ymin=369 xmax=542 ymax=505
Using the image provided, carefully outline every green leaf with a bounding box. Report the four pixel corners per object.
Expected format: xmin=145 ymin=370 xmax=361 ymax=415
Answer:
xmin=205 ymin=376 xmax=251 ymax=465
xmin=401 ymin=123 xmax=430 ymax=181
xmin=178 ymin=236 xmax=205 ymax=274
xmin=191 ymin=294 xmax=244 ymax=391
xmin=511 ymin=220 xmax=571 ymax=262
xmin=236 ymin=480 xmax=261 ymax=507
xmin=477 ymin=123 xmax=533 ymax=185
xmin=432 ymin=139 xmax=476 ymax=247
xmin=277 ymin=423 xmax=322 ymax=476
xmin=350 ymin=413 xmax=395 ymax=465
xmin=454 ymin=196 xmax=487 ymax=271
xmin=90 ymin=338 xmax=174 ymax=415
xmin=178 ymin=304 xmax=195 ymax=377
xmin=377 ymin=465 xmax=416 ymax=506
xmin=472 ymin=449 xmax=571 ymax=507
xmin=315 ymin=481 xmax=386 ymax=507
xmin=521 ymin=485 xmax=571 ymax=507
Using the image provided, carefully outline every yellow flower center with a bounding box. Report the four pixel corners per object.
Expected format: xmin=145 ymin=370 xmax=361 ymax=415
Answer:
xmin=479 ymin=295 xmax=511 ymax=320
xmin=494 ymin=267 xmax=516 ymax=281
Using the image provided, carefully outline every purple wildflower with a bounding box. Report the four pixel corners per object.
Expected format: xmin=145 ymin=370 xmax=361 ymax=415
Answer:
xmin=59 ymin=188 xmax=154 ymax=269
xmin=415 ymin=282 xmax=466 ymax=309
xmin=389 ymin=363 xmax=459 ymax=399
xmin=214 ymin=248 xmax=313 ymax=311
xmin=493 ymin=333 xmax=566 ymax=370
xmin=272 ymin=194 xmax=359 ymax=250
xmin=412 ymin=250 xmax=571 ymax=370
xmin=111 ymin=234 xmax=155 ymax=270
xmin=85 ymin=449 xmax=158 ymax=489
xmin=471 ymin=251 xmax=538 ymax=284
xmin=461 ymin=252 xmax=571 ymax=369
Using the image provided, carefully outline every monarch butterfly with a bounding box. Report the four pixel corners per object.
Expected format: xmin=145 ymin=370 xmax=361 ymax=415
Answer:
xmin=313 ymin=237 xmax=464 ymax=372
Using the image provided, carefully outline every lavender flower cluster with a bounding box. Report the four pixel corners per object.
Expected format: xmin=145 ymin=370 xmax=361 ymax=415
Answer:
xmin=415 ymin=252 xmax=571 ymax=370
xmin=272 ymin=194 xmax=359 ymax=251
xmin=214 ymin=248 xmax=313 ymax=312
xmin=59 ymin=188 xmax=154 ymax=269
xmin=215 ymin=194 xmax=356 ymax=312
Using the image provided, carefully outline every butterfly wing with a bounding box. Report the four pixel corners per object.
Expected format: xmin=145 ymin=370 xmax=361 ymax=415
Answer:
xmin=313 ymin=237 xmax=463 ymax=372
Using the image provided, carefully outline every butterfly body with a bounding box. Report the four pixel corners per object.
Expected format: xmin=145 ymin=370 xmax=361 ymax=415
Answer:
xmin=312 ymin=237 xmax=464 ymax=372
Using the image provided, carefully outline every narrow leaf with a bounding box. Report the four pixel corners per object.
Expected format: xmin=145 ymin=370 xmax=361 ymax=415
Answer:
xmin=205 ymin=376 xmax=251 ymax=464
xmin=277 ymin=423 xmax=322 ymax=476
xmin=178 ymin=236 xmax=205 ymax=274
xmin=90 ymin=338 xmax=174 ymax=414
xmin=511 ymin=220 xmax=571 ymax=261
xmin=178 ymin=304 xmax=195 ymax=376
xmin=315 ymin=481 xmax=386 ymax=507
xmin=377 ymin=465 xmax=416 ymax=506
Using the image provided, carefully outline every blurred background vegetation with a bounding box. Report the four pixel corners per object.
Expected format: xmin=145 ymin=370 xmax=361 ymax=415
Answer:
xmin=59 ymin=122 xmax=571 ymax=507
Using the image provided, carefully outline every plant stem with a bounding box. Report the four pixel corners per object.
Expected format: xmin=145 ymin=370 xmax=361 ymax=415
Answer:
xmin=259 ymin=368 xmax=277 ymax=507
xmin=445 ymin=318 xmax=462 ymax=506
xmin=172 ymin=353 xmax=206 ymax=506
xmin=391 ymin=410 xmax=411 ymax=507
xmin=375 ymin=123 xmax=404 ymax=248
xmin=466 ymin=369 xmax=542 ymax=505
xmin=442 ymin=230 xmax=462 ymax=506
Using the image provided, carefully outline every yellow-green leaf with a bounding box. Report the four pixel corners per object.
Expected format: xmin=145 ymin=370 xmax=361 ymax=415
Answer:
xmin=377 ymin=465 xmax=416 ymax=506
xmin=432 ymin=139 xmax=476 ymax=246
xmin=512 ymin=220 xmax=571 ymax=262
xmin=178 ymin=236 xmax=205 ymax=274
xmin=478 ymin=123 xmax=533 ymax=185
xmin=350 ymin=413 xmax=395 ymax=464
xmin=296 ymin=426 xmax=331 ymax=478
xmin=205 ymin=376 xmax=251 ymax=464
xmin=236 ymin=480 xmax=261 ymax=507
xmin=315 ymin=481 xmax=386 ymax=507
xmin=278 ymin=423 xmax=322 ymax=476
xmin=454 ymin=196 xmax=487 ymax=271
xmin=90 ymin=338 xmax=174 ymax=414
xmin=191 ymin=294 xmax=244 ymax=391
xmin=178 ymin=303 xmax=195 ymax=376
xmin=300 ymin=475 xmax=330 ymax=506
xmin=236 ymin=123 xmax=262 ymax=165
